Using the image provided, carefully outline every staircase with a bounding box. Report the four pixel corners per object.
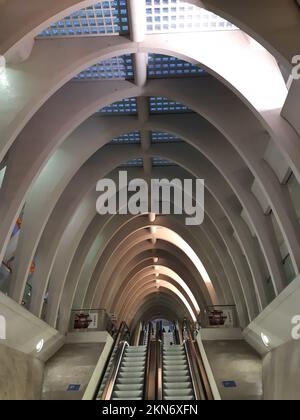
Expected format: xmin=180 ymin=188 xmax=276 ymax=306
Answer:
xmin=163 ymin=345 xmax=195 ymax=400
xmin=111 ymin=346 xmax=147 ymax=400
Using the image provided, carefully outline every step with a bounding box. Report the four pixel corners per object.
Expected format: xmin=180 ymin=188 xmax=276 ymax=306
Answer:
xmin=112 ymin=390 xmax=143 ymax=399
xmin=114 ymin=384 xmax=144 ymax=392
xmin=164 ymin=396 xmax=194 ymax=401
xmin=164 ymin=382 xmax=193 ymax=390
xmin=116 ymin=377 xmax=145 ymax=385
xmin=164 ymin=389 xmax=194 ymax=397
xmin=118 ymin=372 xmax=145 ymax=379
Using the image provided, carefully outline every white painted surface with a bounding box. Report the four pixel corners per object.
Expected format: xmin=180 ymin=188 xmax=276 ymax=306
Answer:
xmin=201 ymin=328 xmax=243 ymax=341
xmin=244 ymin=274 xmax=300 ymax=355
xmin=82 ymin=334 xmax=113 ymax=400
xmin=196 ymin=332 xmax=222 ymax=400
xmin=66 ymin=331 xmax=111 ymax=344
xmin=0 ymin=292 xmax=64 ymax=361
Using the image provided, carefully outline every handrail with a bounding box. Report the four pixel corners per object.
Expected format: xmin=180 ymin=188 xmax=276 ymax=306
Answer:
xmin=183 ymin=339 xmax=203 ymax=400
xmin=144 ymin=323 xmax=155 ymax=400
xmin=156 ymin=339 xmax=163 ymax=401
xmin=183 ymin=320 xmax=214 ymax=401
xmin=93 ymin=321 xmax=129 ymax=399
xmin=101 ymin=341 xmax=129 ymax=400
xmin=175 ymin=320 xmax=183 ymax=345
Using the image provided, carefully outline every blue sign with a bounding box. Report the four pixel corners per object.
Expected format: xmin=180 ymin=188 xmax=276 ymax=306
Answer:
xmin=222 ymin=381 xmax=237 ymax=388
xmin=67 ymin=384 xmax=81 ymax=392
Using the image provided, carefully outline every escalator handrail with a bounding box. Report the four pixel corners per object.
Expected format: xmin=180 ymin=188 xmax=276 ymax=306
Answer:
xmin=183 ymin=321 xmax=214 ymax=401
xmin=156 ymin=339 xmax=163 ymax=401
xmin=143 ymin=322 xmax=153 ymax=399
xmin=94 ymin=321 xmax=129 ymax=399
xmin=101 ymin=340 xmax=129 ymax=400
xmin=183 ymin=339 xmax=203 ymax=400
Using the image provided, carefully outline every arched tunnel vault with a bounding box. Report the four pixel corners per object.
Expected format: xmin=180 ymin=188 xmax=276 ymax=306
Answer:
xmin=90 ymin=216 xmax=251 ymax=320
xmin=8 ymin=128 xmax=284 ymax=324
xmin=130 ymin=292 xmax=191 ymax=330
xmin=2 ymin=79 xmax=298 ymax=287
xmin=125 ymin=289 xmax=194 ymax=328
xmin=0 ymin=0 xmax=299 ymax=352
xmin=23 ymin=142 xmax=278 ymax=327
xmin=115 ymin=271 xmax=200 ymax=321
xmin=1 ymin=0 xmax=298 ymax=73
xmin=0 ymin=23 xmax=289 ymax=166
xmin=13 ymin=145 xmax=276 ymax=332
xmin=107 ymin=250 xmax=210 ymax=313
xmin=119 ymin=281 xmax=198 ymax=324
xmin=49 ymin=171 xmax=255 ymax=332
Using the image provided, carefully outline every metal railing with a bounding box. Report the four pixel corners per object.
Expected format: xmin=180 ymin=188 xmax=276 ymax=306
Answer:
xmin=101 ymin=340 xmax=129 ymax=400
xmin=94 ymin=321 xmax=129 ymax=400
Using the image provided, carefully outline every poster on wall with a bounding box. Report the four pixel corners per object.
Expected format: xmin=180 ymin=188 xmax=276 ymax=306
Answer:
xmin=207 ymin=307 xmax=235 ymax=327
xmin=87 ymin=312 xmax=98 ymax=329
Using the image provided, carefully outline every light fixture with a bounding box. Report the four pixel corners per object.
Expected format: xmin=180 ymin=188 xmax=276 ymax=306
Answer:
xmin=153 ymin=257 xmax=159 ymax=264
xmin=36 ymin=339 xmax=44 ymax=353
xmin=261 ymin=332 xmax=270 ymax=348
xmin=149 ymin=213 xmax=156 ymax=223
xmin=155 ymin=273 xmax=159 ymax=278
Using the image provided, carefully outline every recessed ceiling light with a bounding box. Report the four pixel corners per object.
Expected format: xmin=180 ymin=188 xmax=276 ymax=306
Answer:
xmin=36 ymin=339 xmax=44 ymax=353
xmin=149 ymin=213 xmax=156 ymax=223
xmin=261 ymin=332 xmax=270 ymax=348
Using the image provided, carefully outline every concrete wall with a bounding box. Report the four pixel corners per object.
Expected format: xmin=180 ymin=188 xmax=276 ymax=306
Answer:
xmin=263 ymin=340 xmax=300 ymax=400
xmin=0 ymin=342 xmax=44 ymax=400
xmin=0 ymin=292 xmax=64 ymax=361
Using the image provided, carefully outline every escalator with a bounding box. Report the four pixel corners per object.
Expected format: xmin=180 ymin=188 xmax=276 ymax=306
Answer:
xmin=95 ymin=319 xmax=215 ymax=401
xmin=163 ymin=345 xmax=195 ymax=400
xmin=110 ymin=345 xmax=147 ymax=400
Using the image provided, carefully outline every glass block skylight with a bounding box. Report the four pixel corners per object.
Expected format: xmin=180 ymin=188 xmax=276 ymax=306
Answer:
xmin=145 ymin=0 xmax=237 ymax=34
xmin=151 ymin=131 xmax=183 ymax=143
xmin=152 ymin=157 xmax=174 ymax=166
xmin=99 ymin=98 xmax=138 ymax=114
xmin=150 ymin=97 xmax=191 ymax=113
xmin=38 ymin=0 xmax=129 ymax=37
xmin=121 ymin=158 xmax=144 ymax=167
xmin=111 ymin=131 xmax=141 ymax=144
xmin=148 ymin=54 xmax=204 ymax=78
xmin=75 ymin=55 xmax=134 ymax=80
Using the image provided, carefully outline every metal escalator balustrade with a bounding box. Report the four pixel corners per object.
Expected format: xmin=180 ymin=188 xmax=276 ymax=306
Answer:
xmin=95 ymin=321 xmax=130 ymax=400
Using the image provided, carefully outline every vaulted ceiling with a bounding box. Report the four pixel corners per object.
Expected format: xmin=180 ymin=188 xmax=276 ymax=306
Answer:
xmin=0 ymin=0 xmax=300 ymax=332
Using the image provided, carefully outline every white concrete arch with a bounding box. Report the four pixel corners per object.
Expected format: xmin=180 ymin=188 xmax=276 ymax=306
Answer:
xmin=114 ymin=269 xmax=200 ymax=319
xmin=109 ymin=253 xmax=218 ymax=314
xmin=0 ymin=78 xmax=297 ymax=308
xmin=124 ymin=285 xmax=196 ymax=326
xmin=2 ymin=0 xmax=298 ymax=73
xmin=31 ymin=158 xmax=258 ymax=328
xmin=0 ymin=26 xmax=291 ymax=174
xmin=55 ymin=192 xmax=242 ymax=332
xmin=8 ymin=118 xmax=277 ymax=315
xmin=117 ymin=277 xmax=198 ymax=323
xmin=84 ymin=215 xmax=249 ymax=327
xmin=130 ymin=293 xmax=190 ymax=329
xmin=10 ymin=144 xmax=267 ymax=329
